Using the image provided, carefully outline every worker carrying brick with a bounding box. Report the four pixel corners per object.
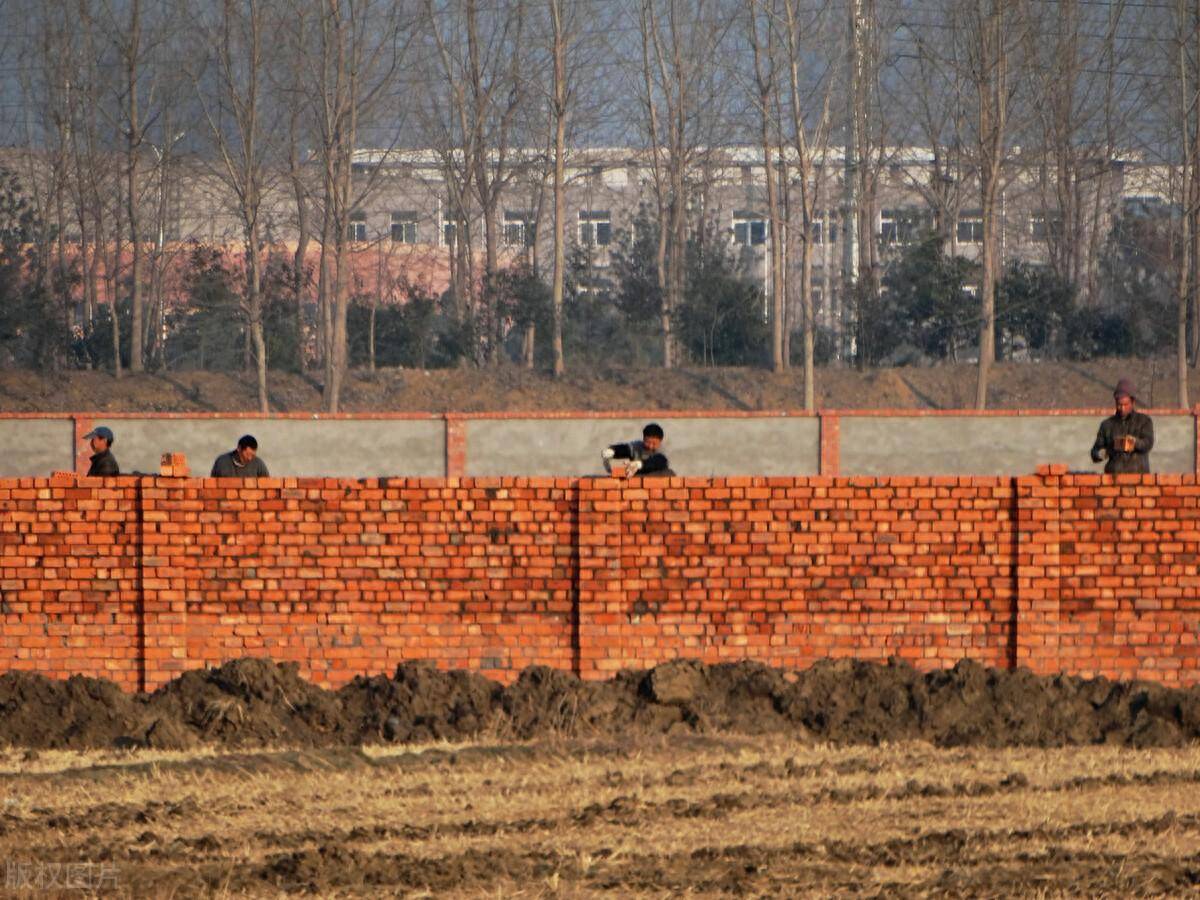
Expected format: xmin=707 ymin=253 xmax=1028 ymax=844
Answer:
xmin=211 ymin=434 xmax=270 ymax=478
xmin=1090 ymin=377 xmax=1154 ymax=474
xmin=82 ymin=425 xmax=119 ymax=476
xmin=601 ymin=422 xmax=675 ymax=477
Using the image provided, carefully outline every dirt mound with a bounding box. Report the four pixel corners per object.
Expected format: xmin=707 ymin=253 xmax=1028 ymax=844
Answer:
xmin=145 ymin=658 xmax=345 ymax=747
xmin=1 ymin=658 xmax=1199 ymax=750
xmin=0 ymin=672 xmax=143 ymax=749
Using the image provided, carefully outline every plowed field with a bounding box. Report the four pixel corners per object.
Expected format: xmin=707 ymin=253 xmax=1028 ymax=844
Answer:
xmin=3 ymin=738 xmax=1199 ymax=897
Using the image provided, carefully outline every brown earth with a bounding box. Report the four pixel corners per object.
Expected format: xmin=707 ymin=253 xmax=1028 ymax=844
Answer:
xmin=0 ymin=356 xmax=1190 ymax=412
xmin=1 ymin=658 xmax=1199 ymax=753
xmin=1 ymin=736 xmax=1199 ymax=896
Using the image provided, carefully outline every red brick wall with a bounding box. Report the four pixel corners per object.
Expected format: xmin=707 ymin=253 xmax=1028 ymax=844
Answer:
xmin=1055 ymin=473 xmax=1200 ymax=682
xmin=143 ymin=477 xmax=579 ymax=689
xmin=579 ymin=476 xmax=1018 ymax=676
xmin=1 ymin=471 xmax=1198 ymax=690
xmin=0 ymin=476 xmax=143 ymax=688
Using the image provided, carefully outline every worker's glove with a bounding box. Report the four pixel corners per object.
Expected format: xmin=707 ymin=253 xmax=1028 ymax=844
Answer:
xmin=627 ymin=458 xmax=643 ymax=475
xmin=601 ymin=447 xmax=616 ymax=460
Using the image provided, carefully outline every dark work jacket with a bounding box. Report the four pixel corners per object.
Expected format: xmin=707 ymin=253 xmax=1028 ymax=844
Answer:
xmin=634 ymin=452 xmax=674 ymax=477
xmin=1090 ymin=411 xmax=1154 ymax=474
xmin=87 ymin=449 xmax=119 ymax=476
xmin=210 ymin=451 xmax=270 ymax=478
xmin=606 ymin=442 xmax=673 ymax=476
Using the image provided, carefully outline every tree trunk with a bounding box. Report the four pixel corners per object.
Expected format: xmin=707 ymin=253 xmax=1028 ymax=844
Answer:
xmin=549 ymin=0 xmax=567 ymax=377
xmin=801 ymin=190 xmax=816 ymax=411
xmin=1179 ymin=227 xmax=1191 ymax=408
xmin=656 ymin=199 xmax=670 ymax=367
xmin=975 ymin=215 xmax=996 ymax=409
xmin=106 ymin=199 xmax=123 ymax=378
xmin=369 ymin=297 xmax=377 ymax=372
xmin=248 ymin=223 xmax=269 ymax=413
xmin=126 ymin=0 xmax=143 ymax=373
xmin=292 ymin=180 xmax=310 ymax=373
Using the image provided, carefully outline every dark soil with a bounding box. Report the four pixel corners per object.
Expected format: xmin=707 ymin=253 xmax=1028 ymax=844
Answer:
xmin=1 ymin=657 xmax=1198 ymax=750
xmin=0 ymin=357 xmax=1190 ymax=413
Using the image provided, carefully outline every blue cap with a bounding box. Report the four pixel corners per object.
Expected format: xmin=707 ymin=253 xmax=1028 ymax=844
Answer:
xmin=83 ymin=426 xmax=114 ymax=443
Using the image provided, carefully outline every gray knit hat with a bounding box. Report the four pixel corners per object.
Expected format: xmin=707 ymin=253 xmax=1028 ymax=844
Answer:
xmin=1113 ymin=378 xmax=1137 ymax=401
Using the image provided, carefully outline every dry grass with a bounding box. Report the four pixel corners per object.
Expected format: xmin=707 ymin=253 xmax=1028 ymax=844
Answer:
xmin=1 ymin=737 xmax=1198 ymax=897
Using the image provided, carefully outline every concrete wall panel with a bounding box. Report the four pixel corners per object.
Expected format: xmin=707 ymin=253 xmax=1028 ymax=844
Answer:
xmin=465 ymin=416 xmax=820 ymax=476
xmin=104 ymin=418 xmax=445 ymax=477
xmin=0 ymin=418 xmax=73 ymax=476
xmin=839 ymin=414 xmax=1194 ymax=475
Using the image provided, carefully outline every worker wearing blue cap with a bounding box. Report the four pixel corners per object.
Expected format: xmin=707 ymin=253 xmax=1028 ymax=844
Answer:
xmin=82 ymin=426 xmax=120 ymax=476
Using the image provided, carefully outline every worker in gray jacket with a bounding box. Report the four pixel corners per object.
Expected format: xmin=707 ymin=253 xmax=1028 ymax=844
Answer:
xmin=211 ymin=434 xmax=270 ymax=478
xmin=1090 ymin=378 xmax=1154 ymax=474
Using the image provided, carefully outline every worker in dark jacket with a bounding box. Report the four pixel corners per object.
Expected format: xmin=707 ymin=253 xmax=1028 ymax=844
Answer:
xmin=211 ymin=434 xmax=270 ymax=478
xmin=601 ymin=422 xmax=676 ymax=477
xmin=1091 ymin=378 xmax=1154 ymax=474
xmin=83 ymin=426 xmax=119 ymax=476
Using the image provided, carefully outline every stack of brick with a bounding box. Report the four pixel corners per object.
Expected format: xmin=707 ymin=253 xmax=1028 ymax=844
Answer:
xmin=159 ymin=453 xmax=189 ymax=478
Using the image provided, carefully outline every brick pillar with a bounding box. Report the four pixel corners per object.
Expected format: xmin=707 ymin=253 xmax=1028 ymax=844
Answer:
xmin=73 ymin=415 xmax=94 ymax=476
xmin=818 ymin=412 xmax=840 ymax=475
xmin=575 ymin=478 xmax=624 ymax=679
xmin=1014 ymin=464 xmax=1064 ymax=674
xmin=138 ymin=477 xmax=190 ymax=691
xmin=445 ymin=415 xmax=467 ymax=478
xmin=1193 ymin=406 xmax=1200 ymax=476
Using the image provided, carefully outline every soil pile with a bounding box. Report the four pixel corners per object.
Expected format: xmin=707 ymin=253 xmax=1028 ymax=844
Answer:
xmin=1 ymin=657 xmax=1199 ymax=750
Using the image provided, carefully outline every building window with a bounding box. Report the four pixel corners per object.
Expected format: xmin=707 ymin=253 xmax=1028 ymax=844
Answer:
xmin=1122 ymin=195 xmax=1171 ymax=218
xmin=578 ymin=210 xmax=612 ymax=246
xmin=443 ymin=221 xmax=458 ymax=246
xmin=503 ymin=210 xmax=535 ymax=248
xmin=391 ymin=211 xmax=418 ymax=244
xmin=810 ymin=215 xmax=837 ymax=245
xmin=879 ymin=209 xmax=899 ymax=244
xmin=347 ymin=211 xmax=368 ymax=243
xmin=1029 ymin=211 xmax=1063 ymax=240
xmin=733 ymin=211 xmax=768 ymax=246
xmin=956 ymin=210 xmax=983 ymax=244
xmin=881 ymin=207 xmax=932 ymax=245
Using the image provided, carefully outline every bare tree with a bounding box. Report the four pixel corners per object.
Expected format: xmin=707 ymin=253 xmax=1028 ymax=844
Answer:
xmin=954 ymin=0 xmax=1031 ymax=408
xmin=68 ymin=2 xmax=122 ymax=374
xmin=191 ymin=0 xmax=289 ymax=412
xmin=776 ymin=0 xmax=836 ymax=409
xmin=746 ymin=0 xmax=786 ymax=373
xmin=891 ymin=14 xmax=971 ymax=255
xmin=1172 ymin=0 xmax=1200 ymax=406
xmin=546 ymin=0 xmax=572 ymax=376
xmin=285 ymin=0 xmax=406 ymax=412
xmin=424 ymin=0 xmax=533 ymax=366
xmin=121 ymin=0 xmax=146 ymax=372
xmin=636 ymin=0 xmax=735 ymax=368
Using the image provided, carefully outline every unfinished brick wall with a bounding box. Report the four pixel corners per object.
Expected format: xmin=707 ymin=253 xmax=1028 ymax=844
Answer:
xmin=0 ymin=471 xmax=1198 ymax=691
